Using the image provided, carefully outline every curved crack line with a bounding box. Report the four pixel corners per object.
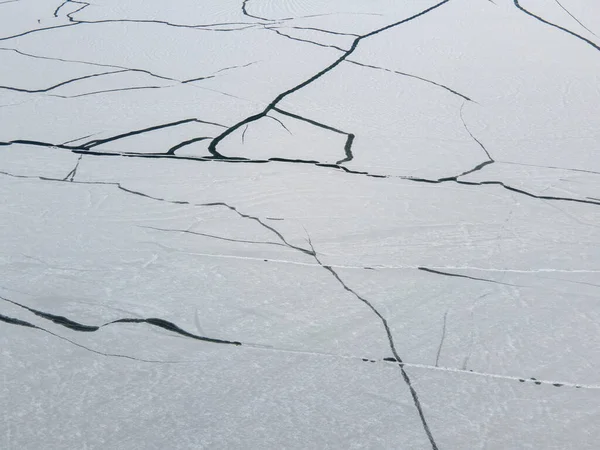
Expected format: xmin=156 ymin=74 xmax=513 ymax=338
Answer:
xmin=167 ymin=136 xmax=211 ymax=155
xmin=0 ymin=313 xmax=179 ymax=362
xmin=242 ymin=0 xmax=272 ymax=22
xmin=456 ymin=102 xmax=494 ymax=177
xmin=264 ymin=114 xmax=293 ymax=135
xmin=514 ymin=0 xmax=599 ymax=52
xmin=5 ymin=152 xmax=439 ymax=441
xmin=1 ymin=295 xmax=241 ymax=346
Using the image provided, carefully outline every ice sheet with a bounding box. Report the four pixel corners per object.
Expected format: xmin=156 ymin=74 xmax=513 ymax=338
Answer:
xmin=2 ymin=0 xmax=599 ymax=448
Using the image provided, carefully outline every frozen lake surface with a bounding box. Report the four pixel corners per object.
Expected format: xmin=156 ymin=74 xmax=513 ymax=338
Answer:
xmin=1 ymin=0 xmax=600 ymax=448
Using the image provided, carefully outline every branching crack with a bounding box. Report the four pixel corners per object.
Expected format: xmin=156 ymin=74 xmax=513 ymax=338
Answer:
xmin=207 ymin=0 xmax=453 ymax=164
xmin=62 ymin=154 xmax=82 ymax=181
xmin=553 ymin=0 xmax=598 ymax=37
xmin=418 ymin=267 xmax=520 ymax=287
xmin=514 ymin=0 xmax=599 ymax=52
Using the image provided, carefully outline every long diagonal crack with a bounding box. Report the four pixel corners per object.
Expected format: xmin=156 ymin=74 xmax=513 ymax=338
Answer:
xmin=553 ymin=0 xmax=598 ymax=37
xmin=455 ymin=102 xmax=494 ymax=177
xmin=346 ymin=59 xmax=473 ymax=102
xmin=1 ymin=169 xmax=596 ymax=398
xmin=0 ymin=154 xmax=440 ymax=447
xmin=514 ymin=0 xmax=599 ymax=52
xmin=79 ymin=118 xmax=226 ymax=150
xmin=139 ymin=225 xmax=288 ymax=248
xmin=207 ymin=0 xmax=453 ymax=160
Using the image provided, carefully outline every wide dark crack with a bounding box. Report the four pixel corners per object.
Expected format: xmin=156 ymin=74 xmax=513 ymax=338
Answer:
xmin=139 ymin=224 xmax=288 ymax=248
xmin=418 ymin=267 xmax=520 ymax=287
xmin=3 ymin=2 xmax=599 ymax=444
xmin=1 ymin=294 xmax=241 ymax=345
xmin=0 ymin=312 xmax=190 ymax=362
xmin=1 ymin=159 xmax=439 ymax=445
xmin=272 ymin=107 xmax=355 ymax=164
xmin=242 ymin=0 xmax=271 ymax=22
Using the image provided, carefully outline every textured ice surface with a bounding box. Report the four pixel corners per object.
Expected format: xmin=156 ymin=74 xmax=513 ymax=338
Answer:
xmin=1 ymin=1 xmax=600 ymax=448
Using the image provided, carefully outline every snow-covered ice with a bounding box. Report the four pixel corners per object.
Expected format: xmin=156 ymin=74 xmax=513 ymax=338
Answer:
xmin=1 ymin=0 xmax=600 ymax=448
